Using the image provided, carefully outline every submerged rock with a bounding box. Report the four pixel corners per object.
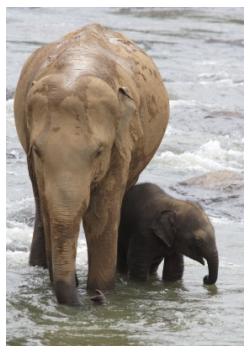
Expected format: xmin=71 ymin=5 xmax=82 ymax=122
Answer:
xmin=178 ymin=170 xmax=243 ymax=191
xmin=170 ymin=170 xmax=243 ymax=222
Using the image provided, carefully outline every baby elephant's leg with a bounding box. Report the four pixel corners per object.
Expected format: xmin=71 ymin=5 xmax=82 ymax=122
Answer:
xmin=117 ymin=240 xmax=129 ymax=275
xmin=149 ymin=257 xmax=164 ymax=275
xmin=163 ymin=253 xmax=184 ymax=282
xmin=127 ymin=234 xmax=150 ymax=281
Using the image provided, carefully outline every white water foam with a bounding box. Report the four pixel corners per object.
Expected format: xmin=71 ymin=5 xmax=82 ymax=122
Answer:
xmin=155 ymin=140 xmax=243 ymax=173
xmin=6 ymin=222 xmax=32 ymax=252
xmin=6 ymin=223 xmax=88 ymax=269
xmin=170 ymin=99 xmax=197 ymax=108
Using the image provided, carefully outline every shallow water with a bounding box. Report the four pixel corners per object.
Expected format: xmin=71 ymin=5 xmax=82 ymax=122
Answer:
xmin=6 ymin=7 xmax=244 ymax=346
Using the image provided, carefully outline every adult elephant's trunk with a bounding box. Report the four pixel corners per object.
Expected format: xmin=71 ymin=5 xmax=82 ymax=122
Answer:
xmin=51 ymin=218 xmax=81 ymax=305
xmin=43 ymin=175 xmax=90 ymax=306
xmin=203 ymin=249 xmax=219 ymax=285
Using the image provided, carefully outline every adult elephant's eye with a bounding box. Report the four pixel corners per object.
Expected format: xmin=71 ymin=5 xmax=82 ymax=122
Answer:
xmin=94 ymin=144 xmax=104 ymax=159
xmin=33 ymin=144 xmax=42 ymax=159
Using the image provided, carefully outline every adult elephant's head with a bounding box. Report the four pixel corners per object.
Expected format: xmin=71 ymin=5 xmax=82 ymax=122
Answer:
xmin=26 ymin=74 xmax=139 ymax=303
xmin=28 ymin=75 xmax=136 ymax=221
xmin=152 ymin=201 xmax=219 ymax=285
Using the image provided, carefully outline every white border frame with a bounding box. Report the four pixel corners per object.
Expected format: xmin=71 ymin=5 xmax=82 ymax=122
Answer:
xmin=2 ymin=1 xmax=248 ymax=354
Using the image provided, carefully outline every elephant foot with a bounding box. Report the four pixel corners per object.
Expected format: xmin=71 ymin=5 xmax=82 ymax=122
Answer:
xmin=90 ymin=289 xmax=106 ymax=305
xmin=54 ymin=280 xmax=81 ymax=306
xmin=29 ymin=254 xmax=47 ymax=269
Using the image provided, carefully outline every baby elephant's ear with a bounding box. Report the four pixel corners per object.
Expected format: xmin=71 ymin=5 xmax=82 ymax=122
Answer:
xmin=151 ymin=210 xmax=177 ymax=247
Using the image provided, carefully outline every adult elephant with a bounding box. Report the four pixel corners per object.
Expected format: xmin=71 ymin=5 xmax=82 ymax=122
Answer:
xmin=117 ymin=183 xmax=219 ymax=285
xmin=14 ymin=24 xmax=169 ymax=305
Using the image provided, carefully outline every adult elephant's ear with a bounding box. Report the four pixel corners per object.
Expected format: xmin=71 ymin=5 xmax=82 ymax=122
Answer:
xmin=118 ymin=87 xmax=133 ymax=100
xmin=115 ymin=86 xmax=143 ymax=158
xmin=118 ymin=87 xmax=136 ymax=117
xmin=151 ymin=210 xmax=177 ymax=247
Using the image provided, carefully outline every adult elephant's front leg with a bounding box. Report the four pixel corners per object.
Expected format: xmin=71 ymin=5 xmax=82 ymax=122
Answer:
xmin=83 ymin=189 xmax=123 ymax=291
xmin=83 ymin=145 xmax=132 ymax=291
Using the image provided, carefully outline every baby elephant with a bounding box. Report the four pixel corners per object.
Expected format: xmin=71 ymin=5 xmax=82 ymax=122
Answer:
xmin=117 ymin=183 xmax=218 ymax=285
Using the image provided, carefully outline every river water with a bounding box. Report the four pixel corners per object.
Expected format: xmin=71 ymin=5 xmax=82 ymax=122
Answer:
xmin=6 ymin=7 xmax=244 ymax=346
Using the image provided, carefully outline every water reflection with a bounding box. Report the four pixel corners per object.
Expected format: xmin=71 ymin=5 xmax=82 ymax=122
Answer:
xmin=203 ymin=283 xmax=218 ymax=296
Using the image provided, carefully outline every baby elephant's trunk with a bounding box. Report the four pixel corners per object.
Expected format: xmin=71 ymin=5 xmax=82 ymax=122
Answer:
xmin=203 ymin=249 xmax=219 ymax=285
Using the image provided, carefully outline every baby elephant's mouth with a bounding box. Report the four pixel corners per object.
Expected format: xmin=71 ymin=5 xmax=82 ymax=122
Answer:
xmin=193 ymin=255 xmax=205 ymax=265
xmin=185 ymin=250 xmax=205 ymax=265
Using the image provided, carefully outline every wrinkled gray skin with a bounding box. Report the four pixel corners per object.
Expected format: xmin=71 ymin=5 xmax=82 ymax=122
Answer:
xmin=117 ymin=183 xmax=219 ymax=285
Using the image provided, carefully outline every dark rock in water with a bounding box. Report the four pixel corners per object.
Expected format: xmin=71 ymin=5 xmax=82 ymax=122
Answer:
xmin=178 ymin=170 xmax=243 ymax=191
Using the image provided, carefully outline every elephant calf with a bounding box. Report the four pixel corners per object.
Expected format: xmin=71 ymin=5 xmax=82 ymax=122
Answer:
xmin=117 ymin=183 xmax=218 ymax=285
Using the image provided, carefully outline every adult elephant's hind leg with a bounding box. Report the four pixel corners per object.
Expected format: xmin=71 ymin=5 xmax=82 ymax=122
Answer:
xmin=29 ymin=208 xmax=47 ymax=268
xmin=27 ymin=157 xmax=47 ymax=268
